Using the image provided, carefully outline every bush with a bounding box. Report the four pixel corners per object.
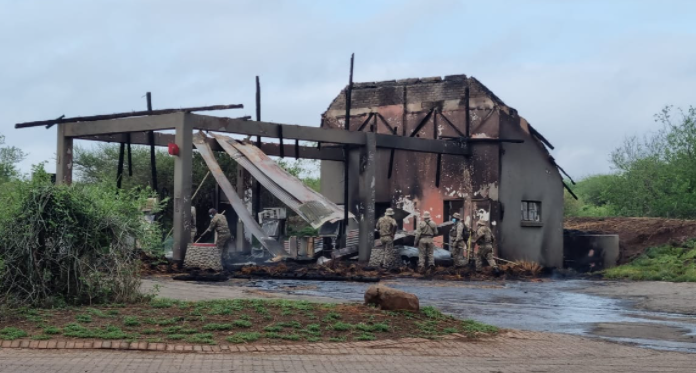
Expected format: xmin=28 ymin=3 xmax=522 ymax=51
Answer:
xmin=0 ymin=166 xmax=162 ymax=307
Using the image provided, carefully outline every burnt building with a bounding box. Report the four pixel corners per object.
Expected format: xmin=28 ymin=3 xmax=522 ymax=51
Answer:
xmin=320 ymin=75 xmax=565 ymax=268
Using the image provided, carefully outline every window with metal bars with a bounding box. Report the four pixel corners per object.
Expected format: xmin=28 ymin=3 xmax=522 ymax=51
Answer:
xmin=521 ymin=201 xmax=542 ymax=226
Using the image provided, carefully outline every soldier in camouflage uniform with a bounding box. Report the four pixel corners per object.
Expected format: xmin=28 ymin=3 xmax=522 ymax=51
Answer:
xmin=449 ymin=212 xmax=469 ymax=267
xmin=202 ymin=208 xmax=231 ymax=257
xmin=415 ymin=211 xmax=438 ymax=271
xmin=474 ymin=220 xmax=499 ymax=273
xmin=376 ymin=208 xmax=399 ymax=268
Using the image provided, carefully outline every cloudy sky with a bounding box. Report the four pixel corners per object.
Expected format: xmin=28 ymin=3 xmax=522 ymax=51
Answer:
xmin=2 ymin=0 xmax=695 ymax=178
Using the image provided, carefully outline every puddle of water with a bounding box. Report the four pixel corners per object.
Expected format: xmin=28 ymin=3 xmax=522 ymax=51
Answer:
xmin=230 ymin=278 xmax=696 ymax=352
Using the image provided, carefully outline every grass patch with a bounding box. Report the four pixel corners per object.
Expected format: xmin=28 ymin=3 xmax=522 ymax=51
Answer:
xmin=86 ymin=308 xmax=112 ymax=318
xmin=202 ymin=323 xmax=233 ymax=331
xmin=150 ymin=298 xmax=177 ymax=309
xmin=62 ymin=324 xmax=133 ymax=339
xmin=0 ymin=297 xmax=492 ymax=345
xmin=233 ymin=320 xmax=253 ymax=328
xmin=161 ymin=326 xmax=197 ymax=334
xmin=264 ymin=325 xmax=283 ymax=333
xmin=186 ymin=333 xmax=215 ymax=345
xmin=31 ymin=334 xmax=52 ymax=340
xmin=264 ymin=332 xmax=299 ymax=341
xmin=415 ymin=320 xmax=439 ymax=335
xmin=123 ymin=316 xmax=140 ymax=327
xmin=322 ymin=311 xmax=341 ymax=322
xmin=43 ymin=326 xmax=62 ymax=335
xmin=276 ymin=321 xmax=301 ymax=329
xmin=355 ymin=332 xmax=376 ymax=341
xmin=0 ymin=327 xmax=28 ymax=340
xmin=603 ymin=243 xmax=696 ymax=282
xmin=355 ymin=323 xmax=390 ymax=333
xmin=460 ymin=319 xmax=499 ymax=337
xmin=226 ymin=332 xmax=261 ymax=344
xmin=279 ymin=333 xmax=300 ymax=341
xmin=422 ymin=306 xmax=448 ymax=320
xmin=75 ymin=314 xmax=92 ymax=323
xmin=330 ymin=322 xmax=353 ymax=331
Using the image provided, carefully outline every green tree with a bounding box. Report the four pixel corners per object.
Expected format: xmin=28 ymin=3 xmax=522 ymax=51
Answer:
xmin=276 ymin=158 xmax=320 ymax=191
xmin=605 ymin=106 xmax=696 ymax=218
xmin=0 ymin=134 xmax=26 ymax=182
xmin=73 ymin=144 xmax=237 ymax=233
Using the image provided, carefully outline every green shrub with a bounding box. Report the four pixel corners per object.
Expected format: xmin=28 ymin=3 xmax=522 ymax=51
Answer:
xmin=0 ymin=174 xmax=163 ymax=307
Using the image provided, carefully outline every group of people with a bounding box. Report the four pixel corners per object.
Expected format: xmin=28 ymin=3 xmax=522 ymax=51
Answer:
xmin=376 ymin=208 xmax=499 ymax=273
xmin=197 ymin=206 xmax=500 ymax=274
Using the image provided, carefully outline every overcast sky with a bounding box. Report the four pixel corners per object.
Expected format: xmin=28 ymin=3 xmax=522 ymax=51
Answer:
xmin=2 ymin=0 xmax=695 ymax=179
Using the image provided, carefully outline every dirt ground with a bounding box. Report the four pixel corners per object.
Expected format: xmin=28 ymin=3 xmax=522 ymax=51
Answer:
xmin=592 ymin=322 xmax=696 ymax=343
xmin=577 ymin=280 xmax=696 ymax=315
xmin=565 ymin=217 xmax=696 ymax=263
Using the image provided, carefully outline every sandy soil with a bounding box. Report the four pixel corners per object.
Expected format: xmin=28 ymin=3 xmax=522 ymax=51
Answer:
xmin=592 ymin=322 xmax=696 ymax=343
xmin=577 ymin=280 xmax=696 ymax=315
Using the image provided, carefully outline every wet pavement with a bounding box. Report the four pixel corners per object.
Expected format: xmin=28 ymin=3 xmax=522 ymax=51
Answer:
xmin=231 ymin=278 xmax=696 ymax=353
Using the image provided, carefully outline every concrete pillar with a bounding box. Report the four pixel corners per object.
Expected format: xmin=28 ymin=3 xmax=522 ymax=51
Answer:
xmin=235 ymin=167 xmax=252 ymax=254
xmin=56 ymin=124 xmax=73 ymax=185
xmin=358 ymin=132 xmax=376 ymax=263
xmin=172 ymin=113 xmax=193 ymax=262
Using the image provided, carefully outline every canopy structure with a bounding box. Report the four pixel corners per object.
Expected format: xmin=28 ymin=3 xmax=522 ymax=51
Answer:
xmin=15 ymin=102 xmax=471 ymax=263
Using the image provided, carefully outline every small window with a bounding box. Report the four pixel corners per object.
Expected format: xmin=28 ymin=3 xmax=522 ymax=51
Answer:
xmin=521 ymin=201 xmax=542 ymax=226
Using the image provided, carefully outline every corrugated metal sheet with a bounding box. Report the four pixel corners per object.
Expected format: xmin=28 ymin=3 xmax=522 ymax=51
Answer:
xmin=213 ymin=134 xmax=354 ymax=228
xmin=193 ymin=133 xmax=287 ymax=258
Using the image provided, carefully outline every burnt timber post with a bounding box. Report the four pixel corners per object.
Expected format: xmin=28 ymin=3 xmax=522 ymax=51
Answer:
xmin=56 ymin=123 xmax=73 ymax=185
xmin=172 ymin=113 xmax=193 ymax=262
xmin=236 ymin=167 xmax=252 ymax=255
xmin=358 ymin=132 xmax=376 ymax=263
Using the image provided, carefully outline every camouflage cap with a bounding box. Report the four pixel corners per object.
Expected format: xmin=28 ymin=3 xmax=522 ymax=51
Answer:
xmin=423 ymin=211 xmax=431 ymax=219
xmin=385 ymin=208 xmax=395 ymax=216
xmin=452 ymin=212 xmax=462 ymax=220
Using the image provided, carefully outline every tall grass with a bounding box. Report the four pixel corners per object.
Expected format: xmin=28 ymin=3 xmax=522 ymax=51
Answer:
xmin=603 ymin=242 xmax=696 ymax=282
